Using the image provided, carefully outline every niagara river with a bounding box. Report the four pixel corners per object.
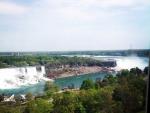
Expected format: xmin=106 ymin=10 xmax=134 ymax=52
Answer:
xmin=0 ymin=56 xmax=148 ymax=95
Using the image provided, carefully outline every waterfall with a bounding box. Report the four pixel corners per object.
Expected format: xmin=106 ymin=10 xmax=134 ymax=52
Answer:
xmin=0 ymin=66 xmax=52 ymax=89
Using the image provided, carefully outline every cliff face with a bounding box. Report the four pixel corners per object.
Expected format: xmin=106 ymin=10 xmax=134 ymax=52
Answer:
xmin=0 ymin=66 xmax=46 ymax=89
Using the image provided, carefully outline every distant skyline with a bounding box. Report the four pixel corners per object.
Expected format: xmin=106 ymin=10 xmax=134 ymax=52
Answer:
xmin=0 ymin=0 xmax=150 ymax=52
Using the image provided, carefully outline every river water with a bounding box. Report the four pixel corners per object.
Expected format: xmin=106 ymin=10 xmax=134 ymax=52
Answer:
xmin=0 ymin=56 xmax=148 ymax=95
xmin=54 ymin=72 xmax=112 ymax=89
xmin=0 ymin=72 xmax=110 ymax=95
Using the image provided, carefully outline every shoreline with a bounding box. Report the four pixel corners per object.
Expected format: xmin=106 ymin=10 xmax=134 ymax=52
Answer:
xmin=47 ymin=66 xmax=116 ymax=79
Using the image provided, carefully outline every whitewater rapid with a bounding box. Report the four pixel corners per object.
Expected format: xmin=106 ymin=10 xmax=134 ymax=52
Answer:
xmin=0 ymin=66 xmax=52 ymax=89
xmin=93 ymin=55 xmax=148 ymax=70
xmin=115 ymin=56 xmax=148 ymax=70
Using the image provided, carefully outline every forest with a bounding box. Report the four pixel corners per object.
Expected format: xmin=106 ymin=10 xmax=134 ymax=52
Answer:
xmin=0 ymin=56 xmax=116 ymax=69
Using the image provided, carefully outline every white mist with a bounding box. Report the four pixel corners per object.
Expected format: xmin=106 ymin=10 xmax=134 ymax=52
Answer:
xmin=0 ymin=66 xmax=52 ymax=89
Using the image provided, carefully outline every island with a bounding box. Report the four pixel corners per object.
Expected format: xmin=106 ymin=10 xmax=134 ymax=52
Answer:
xmin=0 ymin=55 xmax=117 ymax=79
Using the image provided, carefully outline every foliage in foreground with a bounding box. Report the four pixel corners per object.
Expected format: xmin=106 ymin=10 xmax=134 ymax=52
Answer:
xmin=0 ymin=67 xmax=147 ymax=113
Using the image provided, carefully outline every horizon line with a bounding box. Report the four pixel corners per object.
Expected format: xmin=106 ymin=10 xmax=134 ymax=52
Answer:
xmin=0 ymin=48 xmax=149 ymax=53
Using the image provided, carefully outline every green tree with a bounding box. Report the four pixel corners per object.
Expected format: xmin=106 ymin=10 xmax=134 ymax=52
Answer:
xmin=0 ymin=94 xmax=4 ymax=102
xmin=79 ymin=88 xmax=113 ymax=113
xmin=80 ymin=79 xmax=95 ymax=90
xmin=112 ymin=70 xmax=146 ymax=113
xmin=24 ymin=98 xmax=53 ymax=113
xmin=44 ymin=81 xmax=59 ymax=97
xmin=26 ymin=93 xmax=34 ymax=101
xmin=52 ymin=91 xmax=77 ymax=113
xmin=130 ymin=67 xmax=142 ymax=75
xmin=74 ymin=103 xmax=86 ymax=113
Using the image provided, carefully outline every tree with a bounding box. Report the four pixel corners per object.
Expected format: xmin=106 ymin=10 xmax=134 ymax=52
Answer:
xmin=0 ymin=62 xmax=8 ymax=68
xmin=112 ymin=71 xmax=146 ymax=113
xmin=52 ymin=91 xmax=77 ymax=113
xmin=130 ymin=67 xmax=142 ymax=75
xmin=144 ymin=66 xmax=148 ymax=75
xmin=121 ymin=69 xmax=129 ymax=76
xmin=80 ymin=79 xmax=95 ymax=90
xmin=45 ymin=81 xmax=58 ymax=91
xmin=26 ymin=93 xmax=34 ymax=101
xmin=24 ymin=98 xmax=53 ymax=113
xmin=0 ymin=94 xmax=4 ymax=102
xmin=44 ymin=81 xmax=59 ymax=97
xmin=74 ymin=103 xmax=86 ymax=113
xmin=0 ymin=105 xmax=23 ymax=113
xmin=104 ymin=74 xmax=117 ymax=85
xmin=79 ymin=88 xmax=113 ymax=113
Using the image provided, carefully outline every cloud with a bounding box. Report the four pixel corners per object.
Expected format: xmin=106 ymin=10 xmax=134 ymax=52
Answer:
xmin=0 ymin=1 xmax=29 ymax=15
xmin=0 ymin=0 xmax=149 ymax=51
xmin=36 ymin=0 xmax=150 ymax=22
xmin=80 ymin=0 xmax=150 ymax=8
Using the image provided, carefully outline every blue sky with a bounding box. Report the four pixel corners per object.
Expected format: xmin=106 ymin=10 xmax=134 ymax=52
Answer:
xmin=0 ymin=0 xmax=150 ymax=51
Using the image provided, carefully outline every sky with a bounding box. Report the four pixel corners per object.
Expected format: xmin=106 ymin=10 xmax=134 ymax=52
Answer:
xmin=0 ymin=0 xmax=150 ymax=52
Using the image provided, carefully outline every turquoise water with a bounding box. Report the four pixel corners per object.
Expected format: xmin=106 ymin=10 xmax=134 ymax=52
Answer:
xmin=54 ymin=72 xmax=111 ymax=89
xmin=0 ymin=81 xmax=45 ymax=95
xmin=0 ymin=72 xmax=110 ymax=95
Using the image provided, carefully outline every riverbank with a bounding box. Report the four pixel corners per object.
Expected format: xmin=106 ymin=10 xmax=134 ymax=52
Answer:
xmin=47 ymin=66 xmax=115 ymax=79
